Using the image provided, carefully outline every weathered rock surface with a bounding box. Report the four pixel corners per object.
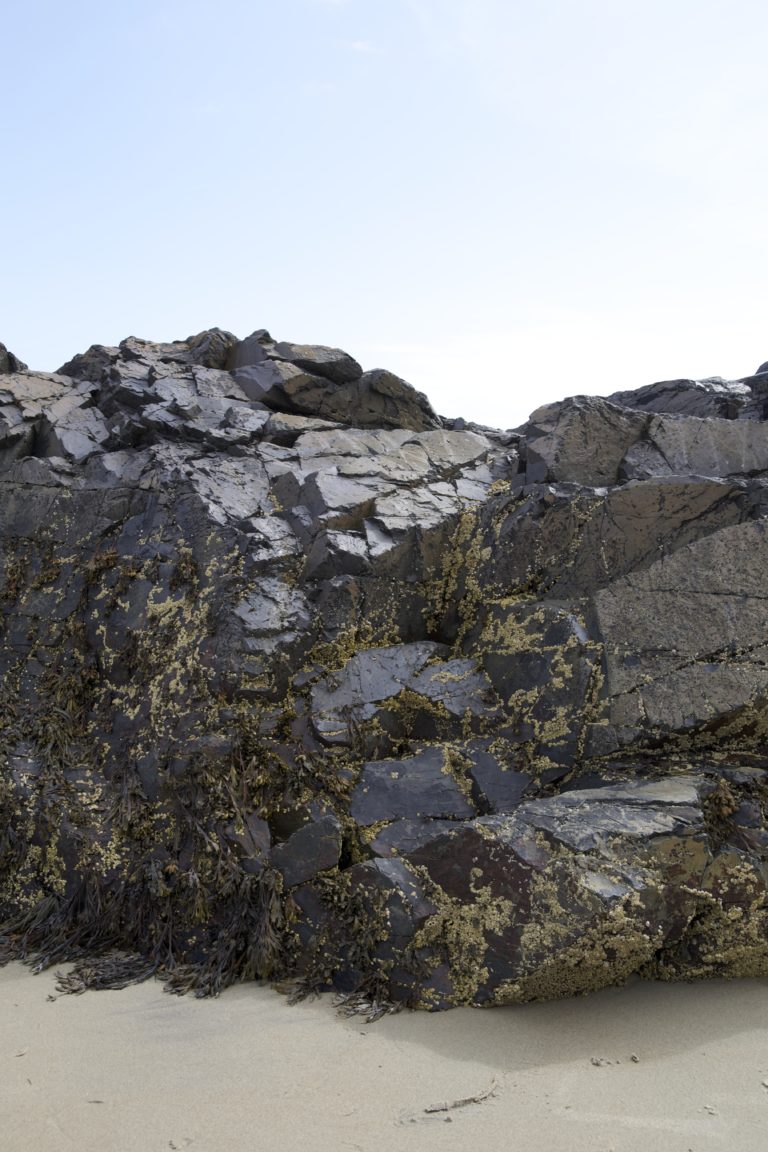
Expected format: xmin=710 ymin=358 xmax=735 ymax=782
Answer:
xmin=0 ymin=344 xmax=27 ymax=375
xmin=1 ymin=334 xmax=768 ymax=1010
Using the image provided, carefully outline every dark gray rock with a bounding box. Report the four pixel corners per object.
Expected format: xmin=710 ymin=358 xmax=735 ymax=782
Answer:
xmin=350 ymin=747 xmax=476 ymax=825
xmin=0 ymin=344 xmax=27 ymax=374
xmin=309 ymin=644 xmax=498 ymax=754
xmin=228 ymin=331 xmax=436 ymax=430
xmin=57 ymin=342 xmax=119 ymax=382
xmin=229 ymin=330 xmax=362 ymax=384
xmin=184 ymin=328 xmax=239 ymax=369
xmin=367 ymin=818 xmax=460 ymax=858
xmin=270 ymin=340 xmax=362 ymax=385
xmin=2 ymin=326 xmax=768 ymax=1010
xmin=271 ymin=814 xmax=342 ymax=887
xmin=621 ymin=412 xmax=768 ymax=480
xmin=282 ymin=366 xmax=440 ymax=432
xmin=608 ymin=377 xmax=752 ymax=421
xmin=521 ymin=396 xmax=648 ymax=486
xmin=593 ymin=518 xmax=768 ymax=745
xmin=352 ymin=369 xmax=440 ymax=432
xmin=460 ymin=740 xmax=532 ymax=813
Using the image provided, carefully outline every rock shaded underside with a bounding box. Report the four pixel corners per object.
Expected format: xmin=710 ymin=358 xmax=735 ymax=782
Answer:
xmin=1 ymin=330 xmax=768 ymax=1009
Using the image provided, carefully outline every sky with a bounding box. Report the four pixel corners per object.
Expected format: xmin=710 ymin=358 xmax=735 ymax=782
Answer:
xmin=2 ymin=0 xmax=768 ymax=429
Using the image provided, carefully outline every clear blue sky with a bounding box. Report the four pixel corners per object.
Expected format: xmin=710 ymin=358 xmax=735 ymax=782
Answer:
xmin=3 ymin=0 xmax=768 ymax=428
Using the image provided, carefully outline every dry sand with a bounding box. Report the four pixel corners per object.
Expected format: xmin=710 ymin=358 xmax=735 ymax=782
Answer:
xmin=1 ymin=963 xmax=767 ymax=1152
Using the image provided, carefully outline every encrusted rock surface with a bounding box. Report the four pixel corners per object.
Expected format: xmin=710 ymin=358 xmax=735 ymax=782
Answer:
xmin=1 ymin=331 xmax=768 ymax=1009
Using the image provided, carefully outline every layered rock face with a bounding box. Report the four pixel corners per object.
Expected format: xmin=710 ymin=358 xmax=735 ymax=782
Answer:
xmin=1 ymin=330 xmax=767 ymax=1009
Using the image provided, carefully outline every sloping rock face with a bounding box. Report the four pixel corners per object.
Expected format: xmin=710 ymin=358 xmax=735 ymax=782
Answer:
xmin=1 ymin=337 xmax=768 ymax=1010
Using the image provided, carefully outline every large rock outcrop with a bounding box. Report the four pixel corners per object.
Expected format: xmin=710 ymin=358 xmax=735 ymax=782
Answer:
xmin=1 ymin=333 xmax=767 ymax=1011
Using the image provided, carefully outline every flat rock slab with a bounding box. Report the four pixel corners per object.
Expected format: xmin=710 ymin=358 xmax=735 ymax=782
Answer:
xmin=351 ymin=747 xmax=476 ymax=825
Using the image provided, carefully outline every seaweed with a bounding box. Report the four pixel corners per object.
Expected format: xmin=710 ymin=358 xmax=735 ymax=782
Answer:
xmin=164 ymin=867 xmax=288 ymax=998
xmin=54 ymin=951 xmax=156 ymax=994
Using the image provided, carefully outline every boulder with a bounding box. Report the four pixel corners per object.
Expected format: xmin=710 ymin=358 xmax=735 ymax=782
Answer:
xmin=1 ymin=327 xmax=768 ymax=1010
xmin=608 ymin=377 xmax=752 ymax=421
xmin=229 ymin=330 xmax=439 ymax=431
xmin=521 ymin=396 xmax=648 ymax=486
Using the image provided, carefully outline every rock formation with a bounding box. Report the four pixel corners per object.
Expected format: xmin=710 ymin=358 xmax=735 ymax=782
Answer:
xmin=1 ymin=329 xmax=767 ymax=1010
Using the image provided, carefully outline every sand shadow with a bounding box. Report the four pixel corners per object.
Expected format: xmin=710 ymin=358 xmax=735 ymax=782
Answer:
xmin=363 ymin=976 xmax=768 ymax=1073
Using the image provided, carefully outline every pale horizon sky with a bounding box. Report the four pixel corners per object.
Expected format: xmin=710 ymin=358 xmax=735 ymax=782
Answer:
xmin=3 ymin=0 xmax=768 ymax=429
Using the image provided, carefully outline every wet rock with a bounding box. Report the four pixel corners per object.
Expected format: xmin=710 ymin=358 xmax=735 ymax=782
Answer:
xmin=303 ymin=529 xmax=371 ymax=580
xmin=388 ymin=779 xmax=721 ymax=1005
xmin=460 ymin=740 xmax=532 ymax=813
xmin=271 ymin=814 xmax=342 ymax=887
xmin=464 ymin=601 xmax=602 ymax=771
xmin=309 ymin=643 xmax=498 ymax=754
xmin=1 ymin=326 xmax=768 ymax=1010
xmin=518 ymin=779 xmax=704 ymax=851
xmin=350 ymin=747 xmax=476 ymax=825
xmin=471 ymin=475 xmax=746 ymax=601
xmin=222 ymin=813 xmax=271 ymax=874
xmin=367 ymin=817 xmax=460 ymax=858
xmin=309 ymin=642 xmax=445 ymax=749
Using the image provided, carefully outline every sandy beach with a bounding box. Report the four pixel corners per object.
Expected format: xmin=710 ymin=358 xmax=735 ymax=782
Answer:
xmin=1 ymin=964 xmax=766 ymax=1152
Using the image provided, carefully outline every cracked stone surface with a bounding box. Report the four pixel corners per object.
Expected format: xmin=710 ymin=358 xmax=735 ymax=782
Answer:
xmin=1 ymin=329 xmax=768 ymax=1009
